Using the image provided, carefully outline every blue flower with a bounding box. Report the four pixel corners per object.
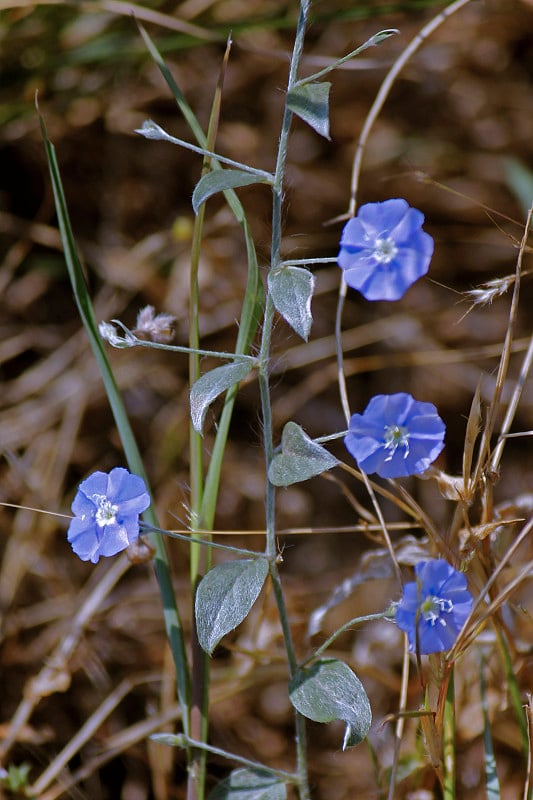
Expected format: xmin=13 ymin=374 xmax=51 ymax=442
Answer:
xmin=337 ymin=198 xmax=434 ymax=300
xmin=395 ymin=559 xmax=473 ymax=654
xmin=67 ymin=467 xmax=150 ymax=563
xmin=344 ymin=393 xmax=445 ymax=479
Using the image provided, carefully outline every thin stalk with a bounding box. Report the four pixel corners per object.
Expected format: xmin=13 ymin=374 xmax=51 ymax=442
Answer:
xmin=256 ymin=3 xmax=311 ymax=798
xmin=188 ymin=185 xmax=206 ymax=577
xmin=336 ymin=0 xmax=473 ymax=425
xmin=442 ymin=668 xmax=456 ymax=800
xmin=170 ymin=735 xmax=299 ymax=783
xmin=187 ymin=40 xmax=234 ymax=800
xmin=348 ymin=0 xmax=473 ymax=216
xmin=480 ymin=656 xmax=501 ymax=800
xmin=106 ymin=326 xmax=256 ymax=361
xmin=300 ymin=612 xmax=387 ymax=668
xmin=137 ymin=121 xmax=273 ymax=181
xmin=142 ymin=525 xmax=265 ymax=558
xmin=386 ymin=641 xmax=410 ymax=800
xmin=293 ymin=29 xmax=398 ymax=86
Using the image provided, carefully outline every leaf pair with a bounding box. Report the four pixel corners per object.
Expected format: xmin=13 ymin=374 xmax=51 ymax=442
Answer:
xmin=195 ymin=558 xmax=371 ymax=752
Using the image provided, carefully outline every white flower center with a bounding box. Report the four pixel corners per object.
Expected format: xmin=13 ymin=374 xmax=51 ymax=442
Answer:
xmin=92 ymin=494 xmax=119 ymax=527
xmin=372 ymin=236 xmax=398 ymax=264
xmin=421 ymin=595 xmax=454 ymax=627
xmin=384 ymin=424 xmax=410 ymax=461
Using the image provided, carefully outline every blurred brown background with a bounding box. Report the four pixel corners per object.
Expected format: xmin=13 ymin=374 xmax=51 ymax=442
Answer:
xmin=1 ymin=1 xmax=533 ymax=797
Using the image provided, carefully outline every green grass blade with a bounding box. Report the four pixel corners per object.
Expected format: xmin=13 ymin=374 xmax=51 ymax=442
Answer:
xmin=136 ymin=26 xmax=264 ymax=531
xmin=442 ymin=667 xmax=455 ymax=800
xmin=137 ymin=22 xmax=250 ymax=224
xmin=495 ymin=625 xmax=529 ymax=759
xmin=480 ymin=656 xmax=501 ymax=800
xmin=201 ymin=218 xmax=263 ymax=531
xmin=39 ymin=108 xmax=191 ymax=735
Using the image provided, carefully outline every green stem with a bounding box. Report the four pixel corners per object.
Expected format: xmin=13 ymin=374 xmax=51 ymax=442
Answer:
xmin=171 ymin=735 xmax=299 ymax=783
xmin=187 ymin=70 xmax=223 ymax=800
xmin=443 ymin=667 xmax=455 ymax=800
xmin=293 ymin=29 xmax=398 ymax=86
xmin=300 ymin=612 xmax=388 ymax=668
xmin=109 ymin=323 xmax=256 ymax=361
xmin=189 ymin=201 xmax=205 ymax=577
xmin=138 ymin=121 xmax=274 ymax=181
xmin=143 ymin=525 xmax=266 ymax=558
xmin=256 ymin=3 xmax=311 ymax=798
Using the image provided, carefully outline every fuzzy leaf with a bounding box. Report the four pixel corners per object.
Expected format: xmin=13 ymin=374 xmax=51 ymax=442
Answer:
xmin=190 ymin=361 xmax=252 ymax=433
xmin=193 ymin=170 xmax=271 ymax=214
xmin=136 ymin=118 xmax=170 ymax=141
xmin=268 ymin=267 xmax=315 ymax=340
xmin=195 ymin=559 xmax=269 ymax=654
xmin=505 ymin=157 xmax=533 ymax=219
xmin=268 ymin=422 xmax=337 ymax=486
xmin=286 ymin=82 xmax=331 ymax=140
xmin=208 ymin=769 xmax=287 ymax=800
xmin=289 ymin=659 xmax=371 ymax=749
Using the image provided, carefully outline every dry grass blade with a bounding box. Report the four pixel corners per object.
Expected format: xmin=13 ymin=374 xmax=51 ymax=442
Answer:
xmin=30 ymin=672 xmax=162 ymax=796
xmin=2 ymin=0 xmax=533 ymax=796
xmin=0 ymin=554 xmax=131 ymax=761
xmin=462 ymin=380 xmax=482 ymax=503
xmin=471 ymin=205 xmax=533 ymax=499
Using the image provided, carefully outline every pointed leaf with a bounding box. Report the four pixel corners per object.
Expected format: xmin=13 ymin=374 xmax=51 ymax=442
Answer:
xmin=268 ymin=267 xmax=315 ymax=341
xmin=268 ymin=422 xmax=337 ymax=487
xmin=208 ymin=768 xmax=287 ymax=800
xmin=151 ymin=732 xmax=186 ymax=748
xmin=190 ymin=361 xmax=252 ymax=433
xmin=504 ymin=156 xmax=533 ymax=218
xmin=193 ymin=170 xmax=271 ymax=214
xmin=480 ymin=659 xmax=501 ymax=800
xmin=286 ymin=82 xmax=331 ymax=140
xmin=136 ymin=118 xmax=170 ymax=141
xmin=195 ymin=559 xmax=269 ymax=654
xmin=289 ymin=659 xmax=371 ymax=749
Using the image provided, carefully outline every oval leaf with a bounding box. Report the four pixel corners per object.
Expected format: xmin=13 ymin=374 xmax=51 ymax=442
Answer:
xmin=209 ymin=768 xmax=287 ymax=800
xmin=268 ymin=422 xmax=338 ymax=486
xmin=268 ymin=267 xmax=315 ymax=341
xmin=286 ymin=82 xmax=331 ymax=140
xmin=195 ymin=559 xmax=269 ymax=654
xmin=193 ymin=170 xmax=271 ymax=214
xmin=190 ymin=361 xmax=252 ymax=434
xmin=289 ymin=659 xmax=372 ymax=749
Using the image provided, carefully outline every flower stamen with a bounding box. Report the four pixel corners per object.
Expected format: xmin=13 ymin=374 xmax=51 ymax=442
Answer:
xmin=383 ymin=424 xmax=410 ymax=461
xmin=421 ymin=595 xmax=454 ymax=627
xmin=372 ymin=235 xmax=398 ymax=264
xmin=92 ymin=494 xmax=119 ymax=527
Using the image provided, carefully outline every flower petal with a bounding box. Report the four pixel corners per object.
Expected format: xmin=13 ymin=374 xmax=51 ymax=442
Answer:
xmin=395 ymin=559 xmax=474 ymax=654
xmin=337 ymin=199 xmax=434 ymax=301
xmin=67 ymin=517 xmax=102 ymax=563
xmin=67 ymin=468 xmax=150 ymax=563
xmin=344 ymin=393 xmax=445 ymax=479
xmin=358 ymin=198 xmax=409 ymax=232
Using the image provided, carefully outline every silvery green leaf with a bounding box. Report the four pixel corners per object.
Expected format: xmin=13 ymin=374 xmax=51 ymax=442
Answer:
xmin=190 ymin=361 xmax=252 ymax=433
xmin=289 ymin=659 xmax=372 ymax=749
xmin=268 ymin=267 xmax=315 ymax=341
xmin=268 ymin=422 xmax=337 ymax=487
xmin=135 ymin=119 xmax=171 ymax=141
xmin=365 ymin=29 xmax=399 ymax=47
xmin=208 ymin=768 xmax=287 ymax=800
xmin=195 ymin=559 xmax=269 ymax=654
xmin=193 ymin=170 xmax=271 ymax=214
xmin=505 ymin=157 xmax=533 ymax=219
xmin=286 ymin=82 xmax=331 ymax=140
xmin=150 ymin=733 xmax=186 ymax=748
